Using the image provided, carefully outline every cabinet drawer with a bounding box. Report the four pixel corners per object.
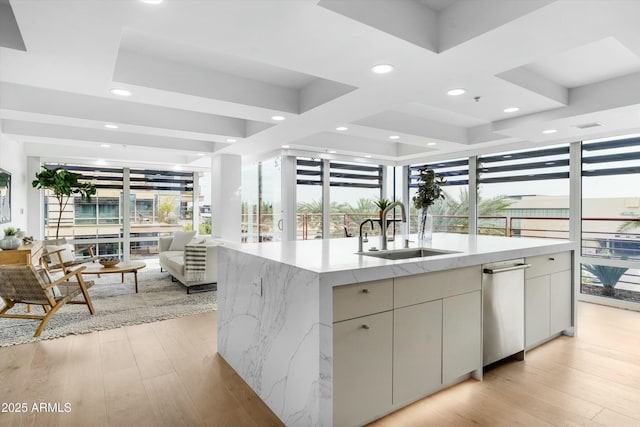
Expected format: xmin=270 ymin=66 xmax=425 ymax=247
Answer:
xmin=525 ymin=251 xmax=572 ymax=279
xmin=333 ymin=279 xmax=393 ymax=322
xmin=394 ymin=266 xmax=481 ymax=309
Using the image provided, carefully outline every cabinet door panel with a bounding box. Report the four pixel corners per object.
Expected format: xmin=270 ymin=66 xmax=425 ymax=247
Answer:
xmin=393 ymin=300 xmax=442 ymax=404
xmin=442 ymin=291 xmax=481 ymax=383
xmin=550 ymin=270 xmax=572 ymax=335
xmin=333 ymin=311 xmax=393 ymax=427
xmin=525 ymin=276 xmax=550 ymax=347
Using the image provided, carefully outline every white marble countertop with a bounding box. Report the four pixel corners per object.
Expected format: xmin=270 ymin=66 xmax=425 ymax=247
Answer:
xmin=220 ymin=233 xmax=578 ymax=287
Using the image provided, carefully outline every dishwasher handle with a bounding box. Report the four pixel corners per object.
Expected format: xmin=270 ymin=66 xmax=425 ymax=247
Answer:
xmin=483 ymin=263 xmax=531 ymax=274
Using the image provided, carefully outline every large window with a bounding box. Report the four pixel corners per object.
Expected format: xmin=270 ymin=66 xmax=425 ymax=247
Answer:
xmin=581 ymin=134 xmax=640 ymax=303
xmin=477 ymin=145 xmax=570 ymax=237
xmin=43 ymin=164 xmax=194 ymax=258
xmin=328 ymin=161 xmax=382 ymax=239
xmin=296 ymin=158 xmax=323 ymax=240
xmin=409 ymin=159 xmax=469 ymax=234
xmin=241 ymin=156 xmax=282 ymax=243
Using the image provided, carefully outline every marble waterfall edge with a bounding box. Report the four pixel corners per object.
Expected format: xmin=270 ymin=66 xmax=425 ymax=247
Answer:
xmin=218 ymin=248 xmax=329 ymax=426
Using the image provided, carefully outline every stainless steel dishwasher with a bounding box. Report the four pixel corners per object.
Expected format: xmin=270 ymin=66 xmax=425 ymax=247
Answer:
xmin=482 ymin=258 xmax=530 ymax=366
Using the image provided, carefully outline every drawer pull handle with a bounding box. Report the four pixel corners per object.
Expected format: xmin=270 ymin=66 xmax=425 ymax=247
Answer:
xmin=361 ymin=324 xmax=370 ymax=330
xmin=549 ymin=257 xmax=555 ymax=261
xmin=361 ymin=289 xmax=370 ymax=294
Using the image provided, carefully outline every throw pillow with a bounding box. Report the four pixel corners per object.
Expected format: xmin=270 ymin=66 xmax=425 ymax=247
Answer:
xmin=168 ymin=230 xmax=197 ymax=251
xmin=46 ymin=244 xmax=75 ymax=265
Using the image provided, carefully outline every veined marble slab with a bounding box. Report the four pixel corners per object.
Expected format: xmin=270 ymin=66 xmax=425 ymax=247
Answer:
xmin=218 ymin=233 xmax=578 ymax=426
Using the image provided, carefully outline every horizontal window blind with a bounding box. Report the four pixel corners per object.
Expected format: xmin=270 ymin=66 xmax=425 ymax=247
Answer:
xmin=409 ymin=159 xmax=468 ymax=187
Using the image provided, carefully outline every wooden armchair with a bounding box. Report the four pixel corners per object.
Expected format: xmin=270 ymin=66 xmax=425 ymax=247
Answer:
xmin=41 ymin=238 xmax=99 ymax=275
xmin=0 ymin=265 xmax=95 ymax=337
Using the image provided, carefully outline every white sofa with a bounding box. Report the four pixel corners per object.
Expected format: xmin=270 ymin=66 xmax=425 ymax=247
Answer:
xmin=158 ymin=234 xmax=223 ymax=293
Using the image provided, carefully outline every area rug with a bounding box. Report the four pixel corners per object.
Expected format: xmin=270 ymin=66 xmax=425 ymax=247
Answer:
xmin=0 ymin=261 xmax=217 ymax=347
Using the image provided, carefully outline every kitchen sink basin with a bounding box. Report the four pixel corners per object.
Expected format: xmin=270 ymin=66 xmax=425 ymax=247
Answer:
xmin=358 ymin=247 xmax=460 ymax=260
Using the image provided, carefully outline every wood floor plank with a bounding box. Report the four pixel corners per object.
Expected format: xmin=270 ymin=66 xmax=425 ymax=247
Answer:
xmin=593 ymin=409 xmax=640 ymax=427
xmin=125 ymin=323 xmax=174 ymax=379
xmin=58 ymin=333 xmax=107 ymax=427
xmin=142 ymin=372 xmax=201 ymax=427
xmin=103 ymin=366 xmax=161 ymax=427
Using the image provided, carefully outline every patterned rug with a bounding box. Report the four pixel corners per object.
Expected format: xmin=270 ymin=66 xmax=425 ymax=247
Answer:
xmin=0 ymin=260 xmax=217 ymax=347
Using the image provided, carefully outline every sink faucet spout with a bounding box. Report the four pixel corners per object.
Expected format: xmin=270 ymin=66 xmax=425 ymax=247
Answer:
xmin=381 ymin=202 xmax=407 ymax=250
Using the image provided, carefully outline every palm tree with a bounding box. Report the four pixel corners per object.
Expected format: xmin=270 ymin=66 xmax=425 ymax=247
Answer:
xmin=582 ymin=264 xmax=628 ymax=296
xmin=428 ymin=188 xmax=514 ymax=234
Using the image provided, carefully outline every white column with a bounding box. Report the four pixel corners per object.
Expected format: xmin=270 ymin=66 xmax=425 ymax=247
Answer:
xmin=26 ymin=156 xmax=44 ymax=239
xmin=281 ymin=155 xmax=297 ymax=241
xmin=193 ymin=172 xmax=200 ymax=233
xmin=468 ymin=156 xmax=478 ymax=235
xmin=322 ymin=159 xmax=330 ymax=239
xmin=212 ymin=154 xmax=242 ymax=242
xmin=122 ymin=168 xmax=131 ymax=261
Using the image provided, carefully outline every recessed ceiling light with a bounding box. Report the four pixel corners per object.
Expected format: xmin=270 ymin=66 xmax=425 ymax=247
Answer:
xmin=427 ymin=142 xmax=437 ymax=146
xmin=371 ymin=64 xmax=394 ymax=74
xmin=271 ymin=115 xmax=285 ymax=121
xmin=447 ymin=88 xmax=466 ymax=96
xmin=327 ymin=150 xmax=337 ymax=154
xmin=281 ymin=145 xmax=291 ymax=149
xmin=226 ymin=138 xmax=237 ymax=143
xmin=542 ymin=129 xmax=557 ymax=134
xmin=109 ymin=88 xmax=132 ymax=97
xmin=100 ymin=144 xmax=111 ymax=148
xmin=353 ymin=157 xmax=365 ymax=162
xmin=389 ymin=135 xmax=400 ymax=140
xmin=364 ymin=155 xmax=372 ymax=158
xmin=94 ymin=159 xmax=107 ymax=166
xmin=336 ymin=126 xmax=348 ymax=131
xmin=197 ymin=153 xmax=205 ymax=156
xmin=503 ymin=107 xmax=520 ymax=113
xmin=104 ymin=124 xmax=118 ymax=129
xmin=141 ymin=0 xmax=163 ymax=3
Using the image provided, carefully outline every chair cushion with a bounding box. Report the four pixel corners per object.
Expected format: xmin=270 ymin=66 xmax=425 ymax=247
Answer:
xmin=168 ymin=231 xmax=197 ymax=251
xmin=164 ymin=254 xmax=185 ymax=276
xmin=46 ymin=244 xmax=75 ymax=264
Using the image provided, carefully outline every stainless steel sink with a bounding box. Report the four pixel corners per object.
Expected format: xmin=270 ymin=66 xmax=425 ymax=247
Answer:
xmin=357 ymin=247 xmax=460 ymax=260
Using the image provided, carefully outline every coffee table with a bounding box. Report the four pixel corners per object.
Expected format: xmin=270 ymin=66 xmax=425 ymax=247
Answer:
xmin=80 ymin=261 xmax=146 ymax=293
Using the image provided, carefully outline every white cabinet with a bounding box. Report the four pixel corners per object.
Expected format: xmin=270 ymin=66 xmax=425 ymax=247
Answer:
xmin=333 ymin=311 xmax=393 ymax=427
xmin=443 ymin=291 xmax=482 ymax=383
xmin=333 ymin=266 xmax=482 ymax=425
xmin=524 ymin=252 xmax=572 ymax=349
xmin=393 ymin=300 xmax=442 ymax=404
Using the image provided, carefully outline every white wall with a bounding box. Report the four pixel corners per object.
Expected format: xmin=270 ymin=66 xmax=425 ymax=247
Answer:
xmin=0 ymin=134 xmax=28 ymax=233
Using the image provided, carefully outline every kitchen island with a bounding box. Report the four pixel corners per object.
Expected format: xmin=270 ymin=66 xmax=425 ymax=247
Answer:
xmin=217 ymin=233 xmax=578 ymax=427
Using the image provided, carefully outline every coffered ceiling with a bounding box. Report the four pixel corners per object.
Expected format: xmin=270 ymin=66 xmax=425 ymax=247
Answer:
xmin=2 ymin=0 xmax=640 ymax=168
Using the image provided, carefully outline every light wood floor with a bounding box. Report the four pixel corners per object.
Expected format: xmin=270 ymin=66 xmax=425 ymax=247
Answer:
xmin=0 ymin=302 xmax=639 ymax=427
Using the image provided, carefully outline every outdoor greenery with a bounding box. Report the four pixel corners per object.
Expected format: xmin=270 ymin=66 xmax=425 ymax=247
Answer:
xmin=32 ymin=166 xmax=96 ymax=239
xmin=582 ymin=263 xmax=628 ymax=296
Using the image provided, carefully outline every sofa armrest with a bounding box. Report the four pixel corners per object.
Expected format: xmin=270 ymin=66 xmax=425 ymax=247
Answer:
xmin=158 ymin=236 xmax=173 ymax=252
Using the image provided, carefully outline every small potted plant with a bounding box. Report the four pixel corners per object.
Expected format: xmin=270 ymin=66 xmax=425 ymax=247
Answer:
xmin=1 ymin=226 xmax=21 ymax=250
xmin=374 ymin=198 xmax=391 ymax=219
xmin=412 ymin=168 xmax=446 ymax=244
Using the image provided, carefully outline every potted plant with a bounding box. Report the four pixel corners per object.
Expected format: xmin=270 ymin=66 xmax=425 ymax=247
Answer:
xmin=32 ymin=166 xmax=96 ymax=239
xmin=374 ymin=198 xmax=391 ymax=219
xmin=412 ymin=168 xmax=446 ymax=244
xmin=1 ymin=226 xmax=21 ymax=250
